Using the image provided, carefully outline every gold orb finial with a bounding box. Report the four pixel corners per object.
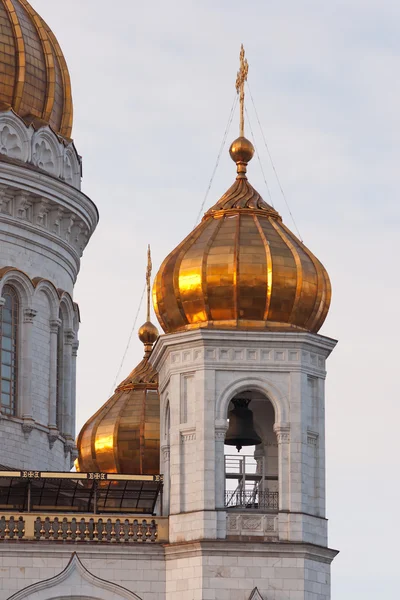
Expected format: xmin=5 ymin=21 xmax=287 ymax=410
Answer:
xmin=139 ymin=320 xmax=159 ymax=350
xmin=139 ymin=245 xmax=159 ymax=354
xmin=229 ymin=136 xmax=255 ymax=178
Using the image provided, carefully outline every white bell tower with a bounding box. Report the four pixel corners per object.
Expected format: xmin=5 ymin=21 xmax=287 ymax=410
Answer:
xmin=151 ymin=45 xmax=338 ymax=600
xmin=151 ymin=330 xmax=338 ymax=599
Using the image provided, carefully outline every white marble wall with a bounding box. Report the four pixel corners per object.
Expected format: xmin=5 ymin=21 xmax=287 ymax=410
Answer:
xmin=0 ymin=541 xmax=337 ymax=600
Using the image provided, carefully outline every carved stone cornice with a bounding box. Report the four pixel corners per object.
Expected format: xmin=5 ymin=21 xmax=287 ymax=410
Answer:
xmin=273 ymin=423 xmax=291 ymax=444
xmin=50 ymin=318 xmax=62 ymax=334
xmin=64 ymin=329 xmax=75 ymax=345
xmin=23 ymin=308 xmax=37 ymax=324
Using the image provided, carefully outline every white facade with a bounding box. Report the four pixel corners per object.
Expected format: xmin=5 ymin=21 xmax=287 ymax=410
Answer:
xmin=0 ymin=111 xmax=98 ymax=470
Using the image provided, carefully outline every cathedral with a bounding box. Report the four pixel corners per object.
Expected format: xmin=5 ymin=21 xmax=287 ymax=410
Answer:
xmin=0 ymin=2 xmax=338 ymax=599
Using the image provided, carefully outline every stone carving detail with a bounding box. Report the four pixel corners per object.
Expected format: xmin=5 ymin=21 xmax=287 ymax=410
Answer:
xmin=0 ymin=125 xmax=22 ymax=158
xmin=215 ymin=428 xmax=227 ymax=441
xmin=226 ymin=513 xmax=278 ymax=539
xmin=0 ymin=111 xmax=81 ymax=189
xmin=307 ymin=430 xmax=319 ymax=446
xmin=32 ymin=140 xmax=55 ymax=174
xmin=181 ymin=429 xmax=196 ymax=443
xmin=161 ymin=445 xmax=170 ymax=460
xmin=242 ymin=516 xmax=262 ymax=531
xmin=14 ymin=193 xmax=31 ymax=220
xmin=227 ymin=514 xmax=238 ymax=530
xmin=273 ymin=424 xmax=290 ymax=444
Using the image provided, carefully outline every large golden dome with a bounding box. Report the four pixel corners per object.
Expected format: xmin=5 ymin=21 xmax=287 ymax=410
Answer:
xmin=77 ymin=332 xmax=160 ymax=475
xmin=153 ymin=138 xmax=331 ymax=334
xmin=0 ymin=0 xmax=73 ymax=138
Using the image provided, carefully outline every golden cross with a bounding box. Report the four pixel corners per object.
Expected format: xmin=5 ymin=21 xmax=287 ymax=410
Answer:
xmin=236 ymin=44 xmax=249 ymax=137
xmin=146 ymin=244 xmax=152 ymax=322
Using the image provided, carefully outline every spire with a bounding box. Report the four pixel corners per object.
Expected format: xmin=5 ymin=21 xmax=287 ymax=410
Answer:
xmin=138 ymin=245 xmax=159 ymax=356
xmin=229 ymin=45 xmax=255 ymax=179
xmin=236 ymin=44 xmax=249 ymax=138
xmin=146 ymin=244 xmax=152 ymax=322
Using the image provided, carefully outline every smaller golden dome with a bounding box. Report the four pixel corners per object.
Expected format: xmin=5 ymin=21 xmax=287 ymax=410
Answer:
xmin=138 ymin=321 xmax=159 ymax=349
xmin=229 ymin=136 xmax=255 ymax=168
xmin=76 ymin=327 xmax=160 ymax=475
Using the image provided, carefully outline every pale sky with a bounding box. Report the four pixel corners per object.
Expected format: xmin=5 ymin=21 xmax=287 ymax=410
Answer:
xmin=34 ymin=1 xmax=399 ymax=597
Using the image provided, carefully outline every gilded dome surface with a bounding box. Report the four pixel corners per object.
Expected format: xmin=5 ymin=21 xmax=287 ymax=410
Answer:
xmin=77 ymin=341 xmax=160 ymax=475
xmin=153 ymin=142 xmax=331 ymax=334
xmin=0 ymin=0 xmax=73 ymax=138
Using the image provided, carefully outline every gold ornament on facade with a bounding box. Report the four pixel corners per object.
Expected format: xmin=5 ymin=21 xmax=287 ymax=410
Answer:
xmin=77 ymin=248 xmax=160 ymax=475
xmin=153 ymin=46 xmax=331 ymax=334
xmin=0 ymin=0 xmax=73 ymax=138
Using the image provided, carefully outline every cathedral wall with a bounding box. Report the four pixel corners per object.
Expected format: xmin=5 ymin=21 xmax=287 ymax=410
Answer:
xmin=0 ymin=545 xmax=166 ymax=600
xmin=31 ymin=291 xmax=51 ymax=425
xmin=0 ymin=226 xmax=77 ymax=294
xmin=0 ymin=421 xmax=71 ymax=470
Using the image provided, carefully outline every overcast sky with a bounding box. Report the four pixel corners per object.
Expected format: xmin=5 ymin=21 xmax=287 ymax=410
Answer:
xmin=34 ymin=1 xmax=400 ymax=597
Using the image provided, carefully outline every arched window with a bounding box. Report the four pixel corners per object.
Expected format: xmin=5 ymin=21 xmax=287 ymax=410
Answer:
xmin=56 ymin=309 xmax=64 ymax=431
xmin=0 ymin=285 xmax=19 ymax=416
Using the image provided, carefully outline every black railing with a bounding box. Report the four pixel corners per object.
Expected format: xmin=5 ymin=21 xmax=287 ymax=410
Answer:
xmin=225 ymin=490 xmax=279 ymax=511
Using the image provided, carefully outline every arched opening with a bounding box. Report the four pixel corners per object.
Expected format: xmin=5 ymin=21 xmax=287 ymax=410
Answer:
xmin=224 ymin=390 xmax=278 ymax=512
xmin=0 ymin=285 xmax=19 ymax=416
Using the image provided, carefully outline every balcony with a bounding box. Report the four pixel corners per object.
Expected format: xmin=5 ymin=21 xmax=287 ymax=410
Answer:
xmin=0 ymin=470 xmax=168 ymax=544
xmin=0 ymin=513 xmax=168 ymax=543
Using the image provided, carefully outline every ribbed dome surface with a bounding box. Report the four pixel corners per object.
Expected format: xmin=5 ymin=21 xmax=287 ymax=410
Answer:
xmin=77 ymin=354 xmax=160 ymax=475
xmin=153 ymin=168 xmax=331 ymax=334
xmin=0 ymin=0 xmax=73 ymax=137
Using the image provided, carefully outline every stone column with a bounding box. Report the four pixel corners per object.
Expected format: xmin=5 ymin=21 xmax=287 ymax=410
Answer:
xmin=21 ymin=308 xmax=37 ymax=434
xmin=215 ymin=424 xmax=228 ymax=509
xmin=274 ymin=423 xmax=291 ymax=512
xmin=161 ymin=445 xmax=170 ymax=516
xmin=71 ymin=341 xmax=79 ymax=443
xmin=48 ymin=318 xmax=61 ymax=437
xmin=63 ymin=329 xmax=75 ymax=441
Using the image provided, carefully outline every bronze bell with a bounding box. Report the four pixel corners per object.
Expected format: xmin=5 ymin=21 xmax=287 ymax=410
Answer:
xmin=225 ymin=398 xmax=262 ymax=452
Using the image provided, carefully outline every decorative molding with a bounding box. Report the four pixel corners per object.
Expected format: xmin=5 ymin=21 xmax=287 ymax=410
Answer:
xmin=273 ymin=423 xmax=291 ymax=444
xmin=215 ymin=427 xmax=228 ymax=441
xmin=242 ymin=516 xmax=262 ymax=531
xmin=180 ymin=428 xmax=196 ymax=443
xmin=48 ymin=431 xmax=59 ymax=449
xmin=307 ymin=430 xmax=319 ymax=446
xmin=0 ymin=111 xmax=81 ymax=189
xmin=249 ymin=588 xmax=265 ymax=600
xmin=23 ymin=308 xmax=37 ymax=324
xmin=21 ymin=419 xmax=35 ymax=438
xmin=50 ymin=318 xmax=62 ymax=333
xmin=161 ymin=445 xmax=170 ymax=461
xmin=64 ymin=329 xmax=76 ymax=345
xmin=7 ymin=552 xmax=143 ymax=600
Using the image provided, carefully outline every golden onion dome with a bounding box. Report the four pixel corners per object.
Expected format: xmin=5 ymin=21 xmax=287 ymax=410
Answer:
xmin=153 ymin=137 xmax=331 ymax=334
xmin=0 ymin=0 xmax=73 ymax=138
xmin=76 ymin=326 xmax=160 ymax=475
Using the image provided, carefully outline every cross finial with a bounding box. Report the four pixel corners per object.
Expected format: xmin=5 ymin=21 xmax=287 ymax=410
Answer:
xmin=236 ymin=44 xmax=249 ymax=137
xmin=146 ymin=244 xmax=152 ymax=322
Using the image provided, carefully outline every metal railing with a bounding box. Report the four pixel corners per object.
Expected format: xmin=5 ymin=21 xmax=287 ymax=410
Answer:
xmin=225 ymin=490 xmax=279 ymax=511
